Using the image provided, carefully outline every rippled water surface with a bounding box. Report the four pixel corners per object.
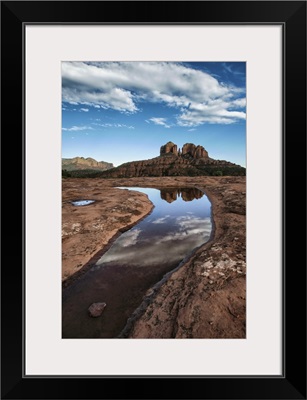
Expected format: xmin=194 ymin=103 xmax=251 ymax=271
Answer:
xmin=62 ymin=187 xmax=212 ymax=338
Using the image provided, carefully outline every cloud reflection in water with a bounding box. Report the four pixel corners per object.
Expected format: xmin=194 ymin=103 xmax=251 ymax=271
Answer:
xmin=96 ymin=187 xmax=211 ymax=269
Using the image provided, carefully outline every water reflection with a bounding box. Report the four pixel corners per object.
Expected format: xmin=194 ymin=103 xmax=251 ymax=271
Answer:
xmin=160 ymin=188 xmax=204 ymax=203
xmin=71 ymin=200 xmax=95 ymax=206
xmin=96 ymin=188 xmax=211 ymax=269
xmin=62 ymin=187 xmax=212 ymax=338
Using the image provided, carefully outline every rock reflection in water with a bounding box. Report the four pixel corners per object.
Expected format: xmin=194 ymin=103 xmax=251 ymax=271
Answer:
xmin=62 ymin=187 xmax=211 ymax=338
xmin=160 ymin=187 xmax=204 ymax=203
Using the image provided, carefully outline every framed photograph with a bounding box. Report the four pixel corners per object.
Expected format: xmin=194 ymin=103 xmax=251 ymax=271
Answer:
xmin=1 ymin=1 xmax=306 ymax=399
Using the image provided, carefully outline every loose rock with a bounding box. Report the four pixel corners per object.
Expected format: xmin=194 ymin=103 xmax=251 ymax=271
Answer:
xmin=88 ymin=302 xmax=106 ymax=317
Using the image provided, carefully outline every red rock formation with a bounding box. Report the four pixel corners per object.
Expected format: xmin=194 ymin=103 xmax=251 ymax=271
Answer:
xmin=182 ymin=143 xmax=208 ymax=159
xmin=160 ymin=141 xmax=178 ymax=156
xmin=100 ymin=141 xmax=245 ymax=178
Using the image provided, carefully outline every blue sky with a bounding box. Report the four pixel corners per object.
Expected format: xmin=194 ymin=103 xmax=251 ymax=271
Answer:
xmin=62 ymin=62 xmax=246 ymax=167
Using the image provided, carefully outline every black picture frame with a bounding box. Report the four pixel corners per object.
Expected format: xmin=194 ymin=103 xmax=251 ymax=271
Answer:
xmin=1 ymin=1 xmax=306 ymax=399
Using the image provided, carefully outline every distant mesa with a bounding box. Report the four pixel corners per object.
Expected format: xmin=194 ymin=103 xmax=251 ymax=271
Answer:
xmin=100 ymin=141 xmax=245 ymax=178
xmin=62 ymin=156 xmax=113 ymax=171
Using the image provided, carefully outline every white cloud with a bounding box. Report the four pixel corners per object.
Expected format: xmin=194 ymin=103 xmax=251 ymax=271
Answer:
xmin=62 ymin=61 xmax=246 ymax=125
xmin=91 ymin=122 xmax=134 ymax=129
xmin=231 ymin=97 xmax=246 ymax=108
xmin=149 ymin=117 xmax=171 ymax=129
xmin=177 ymin=109 xmax=246 ymax=126
xmin=62 ymin=125 xmax=93 ymax=131
xmin=177 ymin=99 xmax=246 ymax=126
xmin=80 ymin=108 xmax=89 ymax=112
xmin=62 ymin=81 xmax=137 ymax=113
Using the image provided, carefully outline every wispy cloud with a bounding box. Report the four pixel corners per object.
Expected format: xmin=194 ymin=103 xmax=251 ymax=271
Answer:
xmin=149 ymin=117 xmax=171 ymax=129
xmin=222 ymin=62 xmax=245 ymax=77
xmin=80 ymin=108 xmax=89 ymax=112
xmin=62 ymin=61 xmax=246 ymax=125
xmin=62 ymin=125 xmax=93 ymax=131
xmin=91 ymin=122 xmax=134 ymax=129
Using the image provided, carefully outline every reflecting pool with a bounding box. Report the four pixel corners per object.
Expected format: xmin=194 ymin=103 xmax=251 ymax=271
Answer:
xmin=71 ymin=200 xmax=95 ymax=206
xmin=96 ymin=187 xmax=211 ymax=270
xmin=62 ymin=187 xmax=212 ymax=338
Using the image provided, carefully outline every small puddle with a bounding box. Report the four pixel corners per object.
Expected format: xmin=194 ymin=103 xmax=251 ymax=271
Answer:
xmin=62 ymin=187 xmax=212 ymax=338
xmin=71 ymin=200 xmax=95 ymax=206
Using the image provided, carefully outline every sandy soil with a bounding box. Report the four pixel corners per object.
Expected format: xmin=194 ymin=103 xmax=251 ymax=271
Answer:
xmin=62 ymin=176 xmax=246 ymax=338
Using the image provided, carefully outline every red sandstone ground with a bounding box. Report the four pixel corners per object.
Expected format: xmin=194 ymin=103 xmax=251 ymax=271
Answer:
xmin=62 ymin=181 xmax=153 ymax=284
xmin=62 ymin=176 xmax=246 ymax=338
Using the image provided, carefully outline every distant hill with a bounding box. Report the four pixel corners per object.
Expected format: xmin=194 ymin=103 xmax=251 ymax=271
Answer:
xmin=99 ymin=141 xmax=245 ymax=178
xmin=62 ymin=157 xmax=113 ymax=171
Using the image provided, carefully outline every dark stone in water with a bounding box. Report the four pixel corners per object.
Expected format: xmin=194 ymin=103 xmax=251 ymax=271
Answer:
xmin=88 ymin=302 xmax=106 ymax=317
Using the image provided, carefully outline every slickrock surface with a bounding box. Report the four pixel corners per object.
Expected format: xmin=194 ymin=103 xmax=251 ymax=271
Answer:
xmin=62 ymin=181 xmax=153 ymax=285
